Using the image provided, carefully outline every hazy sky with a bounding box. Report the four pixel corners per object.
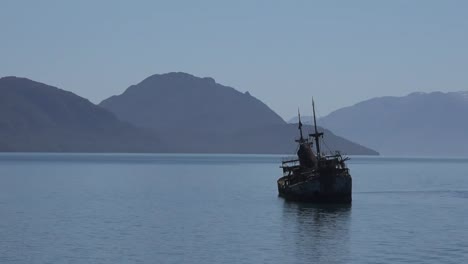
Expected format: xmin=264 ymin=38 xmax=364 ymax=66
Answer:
xmin=1 ymin=0 xmax=467 ymax=119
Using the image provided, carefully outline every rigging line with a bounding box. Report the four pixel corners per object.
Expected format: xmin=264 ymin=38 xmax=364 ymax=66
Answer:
xmin=321 ymin=137 xmax=334 ymax=155
xmin=313 ymin=100 xmax=336 ymax=155
xmin=314 ymin=102 xmax=333 ymax=141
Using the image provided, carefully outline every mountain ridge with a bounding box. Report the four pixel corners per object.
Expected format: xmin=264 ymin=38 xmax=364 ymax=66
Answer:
xmin=315 ymin=91 xmax=468 ymax=155
xmin=0 ymin=73 xmax=378 ymax=155
xmin=0 ymin=76 xmax=165 ymax=152
xmin=100 ymin=72 xmax=378 ymax=155
xmin=100 ymin=72 xmax=286 ymax=133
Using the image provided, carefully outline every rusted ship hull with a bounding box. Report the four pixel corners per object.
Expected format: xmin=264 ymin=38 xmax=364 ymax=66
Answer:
xmin=277 ymin=174 xmax=352 ymax=203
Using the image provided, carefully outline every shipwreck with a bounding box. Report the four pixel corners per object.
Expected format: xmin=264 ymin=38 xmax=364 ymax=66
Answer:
xmin=277 ymin=100 xmax=352 ymax=203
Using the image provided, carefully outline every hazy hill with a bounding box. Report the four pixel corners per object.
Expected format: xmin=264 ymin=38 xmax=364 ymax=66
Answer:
xmin=0 ymin=77 xmax=165 ymax=152
xmin=318 ymin=91 xmax=468 ymax=156
xmin=100 ymin=72 xmax=378 ymax=155
xmin=100 ymin=72 xmax=285 ymax=134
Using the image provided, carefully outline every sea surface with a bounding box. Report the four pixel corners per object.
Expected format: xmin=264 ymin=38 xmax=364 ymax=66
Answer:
xmin=0 ymin=153 xmax=467 ymax=264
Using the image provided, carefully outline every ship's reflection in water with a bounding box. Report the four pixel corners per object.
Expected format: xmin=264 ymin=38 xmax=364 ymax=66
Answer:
xmin=281 ymin=201 xmax=352 ymax=263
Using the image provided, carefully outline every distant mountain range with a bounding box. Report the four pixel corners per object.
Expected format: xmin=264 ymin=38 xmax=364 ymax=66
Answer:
xmin=4 ymin=72 xmax=466 ymax=156
xmin=0 ymin=73 xmax=377 ymax=154
xmin=290 ymin=91 xmax=468 ymax=156
xmin=100 ymin=72 xmax=377 ymax=155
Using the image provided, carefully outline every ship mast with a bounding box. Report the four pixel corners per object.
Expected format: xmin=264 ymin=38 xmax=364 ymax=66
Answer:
xmin=296 ymin=108 xmax=304 ymax=142
xmin=309 ymin=98 xmax=323 ymax=157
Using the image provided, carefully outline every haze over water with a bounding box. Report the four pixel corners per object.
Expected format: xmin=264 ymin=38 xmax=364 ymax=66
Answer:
xmin=0 ymin=154 xmax=467 ymax=263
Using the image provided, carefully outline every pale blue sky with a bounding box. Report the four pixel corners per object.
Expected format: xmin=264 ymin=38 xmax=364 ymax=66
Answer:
xmin=1 ymin=0 xmax=467 ymax=119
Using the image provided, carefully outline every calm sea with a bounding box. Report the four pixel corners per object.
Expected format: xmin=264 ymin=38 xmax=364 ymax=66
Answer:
xmin=0 ymin=153 xmax=467 ymax=264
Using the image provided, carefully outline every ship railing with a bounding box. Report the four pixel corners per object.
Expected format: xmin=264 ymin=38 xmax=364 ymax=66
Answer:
xmin=281 ymin=156 xmax=299 ymax=164
xmin=280 ymin=161 xmax=300 ymax=169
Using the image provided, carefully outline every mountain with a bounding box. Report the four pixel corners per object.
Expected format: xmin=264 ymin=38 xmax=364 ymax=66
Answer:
xmin=101 ymin=72 xmax=285 ymax=135
xmin=0 ymin=77 xmax=165 ymax=152
xmin=100 ymin=72 xmax=378 ymax=155
xmin=289 ymin=115 xmax=313 ymax=125
xmin=318 ymin=91 xmax=468 ymax=156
